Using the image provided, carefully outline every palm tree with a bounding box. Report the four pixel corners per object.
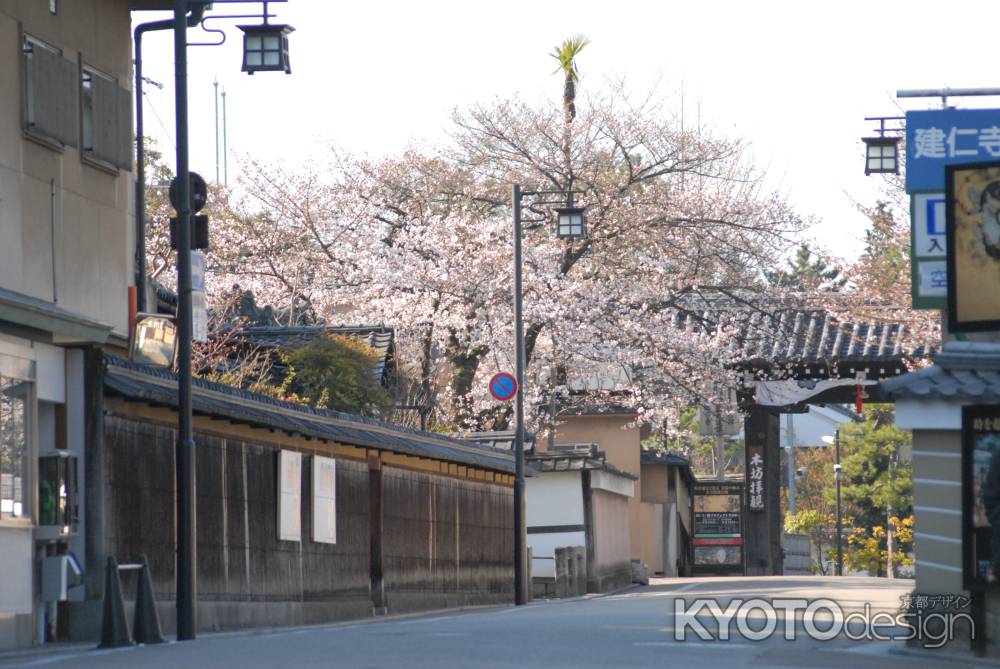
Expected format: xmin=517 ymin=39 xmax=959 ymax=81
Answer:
xmin=550 ymin=35 xmax=590 ymax=125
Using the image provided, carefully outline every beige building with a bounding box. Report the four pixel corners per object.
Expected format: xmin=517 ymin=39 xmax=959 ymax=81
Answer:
xmin=544 ymin=410 xmax=645 ymax=558
xmin=639 ymin=450 xmax=695 ymax=576
xmin=0 ymin=0 xmax=135 ymax=648
xmin=543 ymin=407 xmax=695 ymax=577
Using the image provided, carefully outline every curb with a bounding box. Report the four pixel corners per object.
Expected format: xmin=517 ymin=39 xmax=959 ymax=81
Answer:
xmin=890 ymin=645 xmax=1000 ymax=667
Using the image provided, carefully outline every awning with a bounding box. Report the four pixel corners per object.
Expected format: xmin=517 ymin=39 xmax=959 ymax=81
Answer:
xmin=0 ymin=287 xmax=113 ymax=344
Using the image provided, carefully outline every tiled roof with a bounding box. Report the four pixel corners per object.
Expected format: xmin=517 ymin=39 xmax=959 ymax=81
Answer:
xmin=668 ymin=292 xmax=933 ymax=377
xmin=881 ymin=342 xmax=1000 ymax=401
xmin=640 ymin=449 xmax=691 ymax=468
xmin=454 ymin=430 xmax=537 ymax=452
xmin=103 ymin=355 xmax=516 ymax=474
xmin=236 ymin=325 xmax=394 ymax=382
xmin=640 ymin=448 xmax=696 ymax=485
xmin=527 ymin=448 xmax=638 ymax=480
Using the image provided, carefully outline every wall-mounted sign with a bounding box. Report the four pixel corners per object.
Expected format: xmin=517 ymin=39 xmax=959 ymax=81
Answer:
xmin=692 ymin=481 xmax=744 ymax=570
xmin=278 ymin=450 xmax=302 ymax=542
xmin=312 ymin=456 xmax=337 ymax=544
xmin=946 ymin=161 xmax=1000 ymax=331
xmin=963 ymin=405 xmax=1000 ymax=588
xmin=906 ymin=109 xmax=1000 ymax=192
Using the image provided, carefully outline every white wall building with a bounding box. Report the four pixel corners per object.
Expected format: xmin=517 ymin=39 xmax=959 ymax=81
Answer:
xmin=0 ymin=0 xmax=134 ymax=648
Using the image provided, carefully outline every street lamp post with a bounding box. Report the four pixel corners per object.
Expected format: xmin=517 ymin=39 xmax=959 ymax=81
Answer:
xmin=834 ymin=431 xmax=843 ymax=576
xmin=172 ymin=0 xmax=196 ymax=641
xmin=511 ymin=184 xmax=585 ymax=605
xmin=822 ymin=431 xmax=844 ymax=576
xmin=168 ymin=0 xmax=292 ymax=639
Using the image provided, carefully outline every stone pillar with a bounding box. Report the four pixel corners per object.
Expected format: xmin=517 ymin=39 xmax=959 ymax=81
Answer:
xmin=554 ymin=548 xmax=569 ymax=598
xmin=573 ymin=547 xmax=586 ymax=596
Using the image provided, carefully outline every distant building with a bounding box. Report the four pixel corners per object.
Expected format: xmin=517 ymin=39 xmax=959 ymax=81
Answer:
xmin=639 ymin=449 xmax=696 ymax=577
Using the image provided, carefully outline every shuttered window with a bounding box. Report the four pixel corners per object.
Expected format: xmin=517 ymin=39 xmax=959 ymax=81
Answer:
xmin=22 ymin=36 xmax=78 ymax=148
xmin=81 ymin=66 xmax=133 ymax=171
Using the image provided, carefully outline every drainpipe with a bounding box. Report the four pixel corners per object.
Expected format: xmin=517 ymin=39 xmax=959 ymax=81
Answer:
xmin=134 ymin=3 xmax=207 ymax=312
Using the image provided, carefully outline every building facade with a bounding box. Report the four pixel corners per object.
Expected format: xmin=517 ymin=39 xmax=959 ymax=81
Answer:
xmin=883 ymin=341 xmax=997 ymax=654
xmin=526 ymin=447 xmax=635 ymax=594
xmin=0 ymin=0 xmax=134 ymax=649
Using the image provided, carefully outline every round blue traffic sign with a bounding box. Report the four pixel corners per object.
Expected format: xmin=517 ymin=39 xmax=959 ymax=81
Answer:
xmin=489 ymin=372 xmax=518 ymax=401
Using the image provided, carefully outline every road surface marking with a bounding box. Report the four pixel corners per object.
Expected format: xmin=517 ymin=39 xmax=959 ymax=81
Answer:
xmin=633 ymin=642 xmax=757 ymax=650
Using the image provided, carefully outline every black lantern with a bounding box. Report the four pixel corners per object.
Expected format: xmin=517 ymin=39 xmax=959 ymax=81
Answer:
xmin=862 ymin=136 xmax=899 ymax=175
xmin=555 ymin=206 xmax=586 ymax=239
xmin=239 ymin=23 xmax=293 ymax=74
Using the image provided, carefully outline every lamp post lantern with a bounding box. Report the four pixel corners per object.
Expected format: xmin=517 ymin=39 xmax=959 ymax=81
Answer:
xmin=555 ymin=206 xmax=586 ymax=239
xmin=511 ymin=184 xmax=585 ymax=605
xmin=239 ymin=23 xmax=294 ymax=74
xmin=860 ymin=116 xmax=903 ymax=176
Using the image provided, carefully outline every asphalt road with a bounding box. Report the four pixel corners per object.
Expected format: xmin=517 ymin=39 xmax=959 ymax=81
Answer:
xmin=2 ymin=575 xmax=993 ymax=668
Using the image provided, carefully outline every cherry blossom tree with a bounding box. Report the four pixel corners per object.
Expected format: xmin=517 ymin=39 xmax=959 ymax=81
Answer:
xmin=181 ymin=76 xmax=810 ymax=431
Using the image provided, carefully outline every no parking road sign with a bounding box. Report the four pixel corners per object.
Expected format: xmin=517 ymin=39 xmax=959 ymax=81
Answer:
xmin=488 ymin=372 xmax=518 ymax=401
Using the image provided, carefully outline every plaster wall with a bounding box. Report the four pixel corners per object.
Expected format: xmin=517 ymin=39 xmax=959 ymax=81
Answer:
xmin=553 ymin=414 xmax=642 ymax=560
xmin=0 ymin=0 xmax=133 ymax=336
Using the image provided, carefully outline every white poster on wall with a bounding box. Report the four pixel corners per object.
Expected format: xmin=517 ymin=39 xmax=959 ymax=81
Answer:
xmin=278 ymin=450 xmax=302 ymax=542
xmin=312 ymin=456 xmax=337 ymax=544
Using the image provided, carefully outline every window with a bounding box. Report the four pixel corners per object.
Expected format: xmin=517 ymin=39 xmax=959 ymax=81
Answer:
xmin=22 ymin=34 xmax=77 ymax=148
xmin=80 ymin=64 xmax=132 ymax=171
xmin=81 ymin=69 xmax=95 ymax=152
xmin=863 ymin=137 xmax=899 ymax=175
xmin=0 ymin=374 xmax=32 ymax=520
xmin=245 ymin=33 xmax=281 ymax=69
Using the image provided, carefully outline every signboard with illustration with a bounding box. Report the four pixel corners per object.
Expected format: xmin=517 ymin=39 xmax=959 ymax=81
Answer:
xmin=905 ymin=108 xmax=1000 ymax=310
xmin=964 ymin=405 xmax=1000 ymax=589
xmin=692 ymin=481 xmax=744 ymax=573
xmin=946 ymin=161 xmax=1000 ymax=331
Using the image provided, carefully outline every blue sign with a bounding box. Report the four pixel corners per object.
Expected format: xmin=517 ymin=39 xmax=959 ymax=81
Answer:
xmin=906 ymin=108 xmax=1000 ymax=192
xmin=488 ymin=372 xmax=517 ymax=402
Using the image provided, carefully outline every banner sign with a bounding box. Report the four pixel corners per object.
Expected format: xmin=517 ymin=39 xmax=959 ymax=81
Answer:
xmin=906 ymin=109 xmax=1000 ymax=192
xmin=946 ymin=161 xmax=1000 ymax=331
xmin=963 ymin=405 xmax=1000 ymax=588
xmin=191 ymin=251 xmax=208 ymax=343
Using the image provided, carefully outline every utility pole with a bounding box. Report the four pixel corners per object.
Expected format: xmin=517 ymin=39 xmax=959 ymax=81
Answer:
xmin=714 ymin=406 xmax=725 ymax=481
xmin=786 ymin=414 xmax=796 ymax=515
xmin=213 ymin=79 xmax=220 ymax=183
xmin=834 ymin=430 xmax=843 ymax=577
xmin=511 ymin=184 xmax=527 ymax=606
xmin=221 ymin=87 xmax=229 ymax=185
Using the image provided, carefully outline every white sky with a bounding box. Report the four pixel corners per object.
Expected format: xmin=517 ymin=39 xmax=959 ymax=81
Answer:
xmin=133 ymin=0 xmax=1000 ymax=262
